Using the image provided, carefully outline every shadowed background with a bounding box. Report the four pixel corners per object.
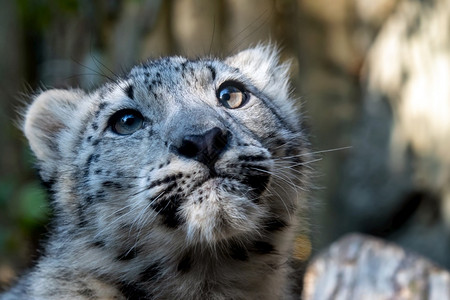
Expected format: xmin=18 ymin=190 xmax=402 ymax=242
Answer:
xmin=1 ymin=0 xmax=449 ymax=289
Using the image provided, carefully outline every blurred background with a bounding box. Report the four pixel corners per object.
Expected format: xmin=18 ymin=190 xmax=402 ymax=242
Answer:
xmin=1 ymin=0 xmax=449 ymax=289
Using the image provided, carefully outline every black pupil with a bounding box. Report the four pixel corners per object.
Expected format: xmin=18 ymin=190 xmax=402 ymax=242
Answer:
xmin=221 ymin=90 xmax=231 ymax=101
xmin=111 ymin=109 xmax=143 ymax=135
xmin=121 ymin=114 xmax=135 ymax=126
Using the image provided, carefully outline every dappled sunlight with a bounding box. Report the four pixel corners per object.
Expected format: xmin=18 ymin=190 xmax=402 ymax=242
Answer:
xmin=365 ymin=0 xmax=450 ymax=238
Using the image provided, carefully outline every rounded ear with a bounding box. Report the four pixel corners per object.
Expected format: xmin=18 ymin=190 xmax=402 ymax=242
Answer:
xmin=225 ymin=45 xmax=292 ymax=102
xmin=23 ymin=89 xmax=86 ymax=181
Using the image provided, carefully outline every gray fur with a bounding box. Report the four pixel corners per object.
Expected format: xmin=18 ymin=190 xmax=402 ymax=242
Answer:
xmin=2 ymin=45 xmax=311 ymax=299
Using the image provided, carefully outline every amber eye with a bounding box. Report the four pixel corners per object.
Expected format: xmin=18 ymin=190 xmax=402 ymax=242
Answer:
xmin=217 ymin=82 xmax=248 ymax=109
xmin=109 ymin=109 xmax=144 ymax=135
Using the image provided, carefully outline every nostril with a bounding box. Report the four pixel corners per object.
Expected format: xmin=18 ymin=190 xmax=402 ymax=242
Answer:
xmin=210 ymin=128 xmax=229 ymax=154
xmin=175 ymin=127 xmax=230 ymax=166
xmin=178 ymin=139 xmax=200 ymax=159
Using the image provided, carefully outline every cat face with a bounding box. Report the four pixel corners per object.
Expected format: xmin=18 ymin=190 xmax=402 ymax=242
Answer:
xmin=23 ymin=46 xmax=309 ymax=246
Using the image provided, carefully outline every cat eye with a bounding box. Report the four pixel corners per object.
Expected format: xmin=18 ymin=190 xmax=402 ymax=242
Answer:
xmin=109 ymin=109 xmax=144 ymax=135
xmin=217 ymin=82 xmax=248 ymax=109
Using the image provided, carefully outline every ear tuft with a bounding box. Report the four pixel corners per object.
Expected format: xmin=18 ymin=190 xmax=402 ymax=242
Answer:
xmin=23 ymin=89 xmax=86 ymax=180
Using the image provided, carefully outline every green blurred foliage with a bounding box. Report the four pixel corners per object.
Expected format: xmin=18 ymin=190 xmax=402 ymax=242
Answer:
xmin=0 ymin=178 xmax=50 ymax=260
xmin=16 ymin=0 xmax=79 ymax=30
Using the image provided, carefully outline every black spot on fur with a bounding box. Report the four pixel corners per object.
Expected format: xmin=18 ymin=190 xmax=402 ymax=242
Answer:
xmin=85 ymin=195 xmax=94 ymax=205
xmin=86 ymin=154 xmax=94 ymax=165
xmin=116 ymin=248 xmax=139 ymax=261
xmin=98 ymin=102 xmax=107 ymax=110
xmin=102 ymin=181 xmax=123 ymax=189
xmin=85 ymin=154 xmax=100 ymax=176
xmin=78 ymin=288 xmax=95 ymax=298
xmin=148 ymin=174 xmax=179 ymax=189
xmin=77 ymin=203 xmax=89 ymax=228
xmin=274 ymin=139 xmax=285 ymax=147
xmin=151 ymin=196 xmax=183 ymax=228
xmin=238 ymin=155 xmax=267 ymax=162
xmin=228 ymin=242 xmax=249 ymax=261
xmin=126 ymin=84 xmax=134 ymax=100
xmin=165 ymin=183 xmax=177 ymax=193
xmin=91 ymin=240 xmax=106 ymax=248
xmin=251 ymin=241 xmax=274 ymax=254
xmin=140 ymin=262 xmax=162 ymax=281
xmin=40 ymin=175 xmax=56 ymax=192
xmin=55 ymin=268 xmax=73 ymax=281
xmin=263 ymin=218 xmax=288 ymax=232
xmin=285 ymin=145 xmax=300 ymax=157
xmin=92 ymin=123 xmax=98 ymax=130
xmin=207 ymin=65 xmax=216 ymax=81
xmin=120 ymin=283 xmax=152 ymax=300
xmin=95 ymin=189 xmax=106 ymax=201
xmin=241 ymin=172 xmax=270 ymax=197
xmin=177 ymin=253 xmax=192 ymax=273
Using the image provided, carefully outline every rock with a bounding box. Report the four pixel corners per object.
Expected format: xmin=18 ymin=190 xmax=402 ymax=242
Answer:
xmin=303 ymin=233 xmax=450 ymax=300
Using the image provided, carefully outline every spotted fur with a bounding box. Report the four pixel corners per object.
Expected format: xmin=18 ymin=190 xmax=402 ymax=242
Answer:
xmin=1 ymin=45 xmax=311 ymax=299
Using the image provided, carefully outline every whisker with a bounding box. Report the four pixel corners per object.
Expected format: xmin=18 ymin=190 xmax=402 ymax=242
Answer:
xmin=276 ymin=158 xmax=322 ymax=170
xmin=228 ymin=9 xmax=271 ymax=55
xmin=309 ymin=146 xmax=352 ymax=156
xmin=273 ymin=146 xmax=352 ymax=161
xmin=71 ymin=58 xmax=115 ymax=83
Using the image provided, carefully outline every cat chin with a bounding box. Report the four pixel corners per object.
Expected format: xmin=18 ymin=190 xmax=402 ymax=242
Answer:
xmin=181 ymin=185 xmax=266 ymax=244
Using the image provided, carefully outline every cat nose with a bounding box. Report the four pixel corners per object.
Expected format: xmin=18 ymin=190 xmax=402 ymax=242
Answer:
xmin=176 ymin=127 xmax=230 ymax=167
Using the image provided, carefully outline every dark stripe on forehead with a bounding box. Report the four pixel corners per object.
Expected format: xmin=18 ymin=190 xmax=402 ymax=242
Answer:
xmin=206 ymin=64 xmax=216 ymax=81
xmin=125 ymin=84 xmax=134 ymax=100
xmin=72 ymin=113 xmax=95 ymax=156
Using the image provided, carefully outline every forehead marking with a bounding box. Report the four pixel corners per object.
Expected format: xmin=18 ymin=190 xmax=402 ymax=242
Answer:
xmin=125 ymin=84 xmax=134 ymax=100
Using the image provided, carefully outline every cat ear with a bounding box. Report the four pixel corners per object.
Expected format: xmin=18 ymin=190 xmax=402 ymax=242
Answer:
xmin=225 ymin=45 xmax=292 ymax=101
xmin=23 ymin=89 xmax=86 ymax=181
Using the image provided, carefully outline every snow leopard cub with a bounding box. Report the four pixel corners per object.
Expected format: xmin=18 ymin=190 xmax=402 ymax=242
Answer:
xmin=2 ymin=45 xmax=310 ymax=299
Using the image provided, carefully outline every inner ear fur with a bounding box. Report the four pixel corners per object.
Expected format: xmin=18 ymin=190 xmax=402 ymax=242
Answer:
xmin=23 ymin=89 xmax=86 ymax=178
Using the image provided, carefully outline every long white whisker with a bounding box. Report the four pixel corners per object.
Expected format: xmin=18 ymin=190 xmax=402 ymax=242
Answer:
xmin=272 ymin=146 xmax=352 ymax=162
xmin=276 ymin=158 xmax=322 ymax=170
